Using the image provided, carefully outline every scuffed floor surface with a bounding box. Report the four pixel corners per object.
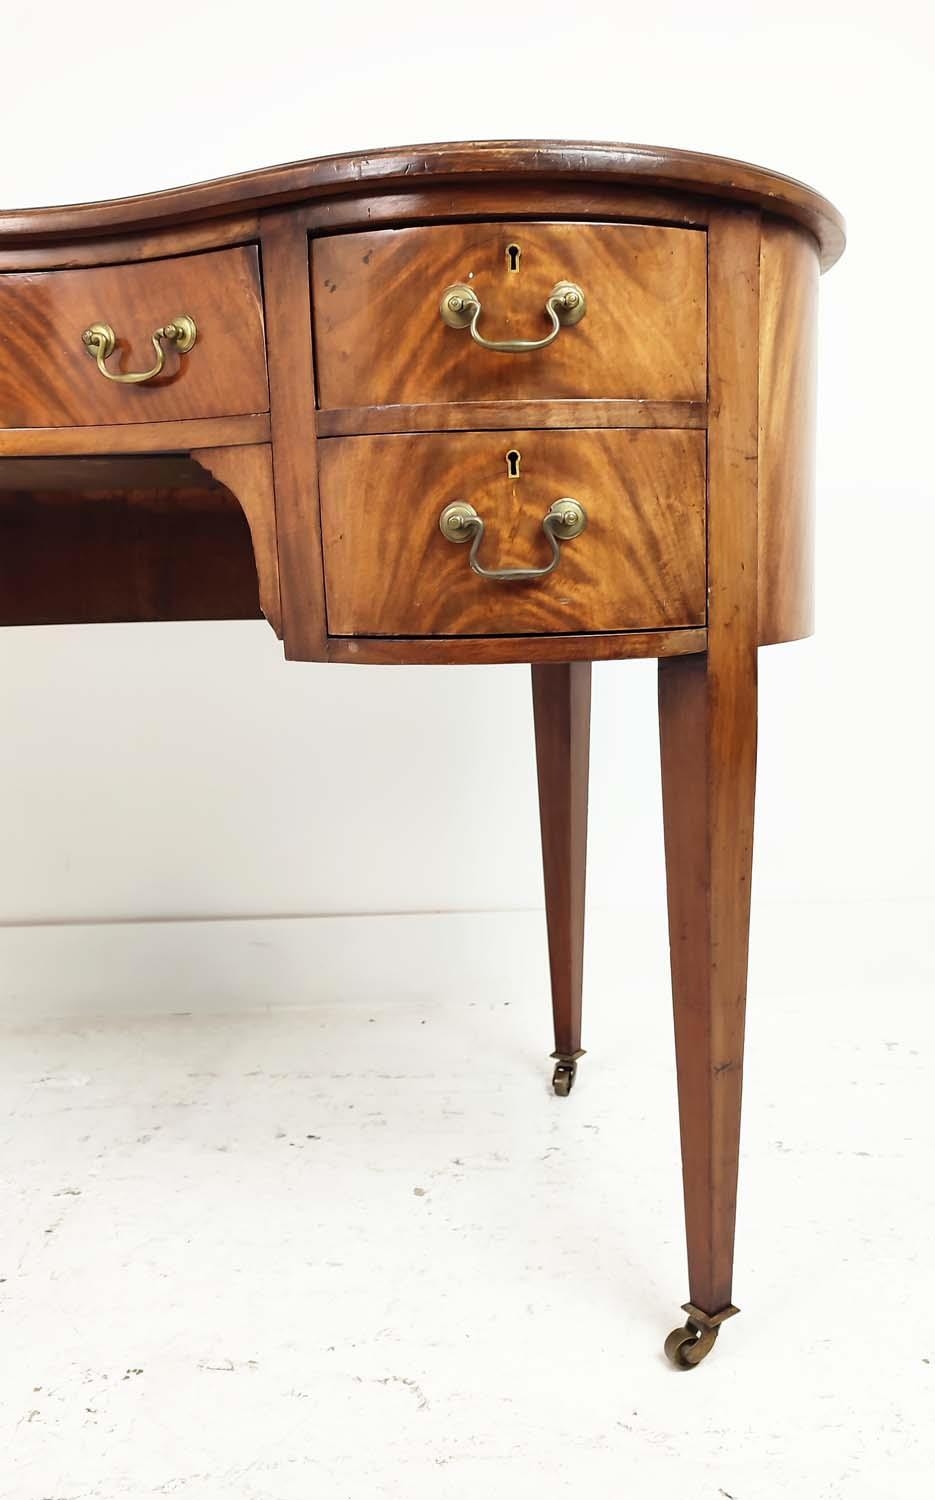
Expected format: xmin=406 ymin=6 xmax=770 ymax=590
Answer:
xmin=2 ymin=973 xmax=933 ymax=1498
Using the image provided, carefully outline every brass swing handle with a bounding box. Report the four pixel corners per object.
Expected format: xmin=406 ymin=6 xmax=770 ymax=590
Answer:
xmin=438 ymin=498 xmax=587 ymax=582
xmin=81 ymin=315 xmax=197 ymax=384
xmin=438 ymin=281 xmax=586 ymax=353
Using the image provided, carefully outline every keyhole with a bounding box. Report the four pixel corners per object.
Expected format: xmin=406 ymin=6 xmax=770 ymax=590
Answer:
xmin=506 ymin=243 xmax=522 ymax=272
xmin=506 ymin=449 xmax=521 ymax=478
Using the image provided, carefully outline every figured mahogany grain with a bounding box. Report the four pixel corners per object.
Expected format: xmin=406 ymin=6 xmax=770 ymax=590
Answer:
xmin=0 ymin=246 xmax=268 ymax=428
xmin=319 ymin=428 xmax=706 ymax=637
xmin=758 ymin=222 xmax=820 ymax=646
xmin=659 ymin=210 xmax=760 ymax=1318
xmin=312 ymin=222 xmax=706 ymax=409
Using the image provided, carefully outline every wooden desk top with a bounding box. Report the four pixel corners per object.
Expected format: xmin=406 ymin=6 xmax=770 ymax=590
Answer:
xmin=0 ymin=140 xmax=845 ymax=269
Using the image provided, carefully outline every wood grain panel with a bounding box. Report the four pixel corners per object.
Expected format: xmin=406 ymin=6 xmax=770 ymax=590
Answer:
xmin=758 ymin=222 xmax=819 ymax=645
xmin=312 ymin=222 xmax=706 ymax=408
xmin=325 ymin=628 xmax=706 ymax=666
xmin=319 ymin=428 xmax=706 ymax=637
xmin=0 ymin=481 xmax=260 ymax=627
xmin=192 ymin=444 xmax=281 ymax=637
xmin=0 ymin=247 xmax=268 ymax=428
xmin=0 ymin=455 xmax=207 ymax=491
xmin=0 ymin=414 xmax=270 ymax=457
xmin=260 ymin=212 xmax=328 ymax=660
xmin=0 ymin=215 xmax=263 ymax=272
xmin=316 ymin=399 xmax=706 ymax=437
xmin=303 ymin=186 xmax=713 ymax=240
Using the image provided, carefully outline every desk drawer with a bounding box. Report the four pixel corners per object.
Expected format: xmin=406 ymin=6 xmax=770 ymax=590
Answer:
xmin=312 ymin=222 xmax=706 ymax=411
xmin=320 ymin=429 xmax=706 ymax=637
xmin=0 ymin=246 xmax=269 ymax=428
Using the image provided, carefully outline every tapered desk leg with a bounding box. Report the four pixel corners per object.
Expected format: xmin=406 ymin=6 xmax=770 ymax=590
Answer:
xmin=531 ymin=662 xmax=591 ymax=1097
xmin=655 ymin=208 xmax=760 ymax=1368
xmin=658 ymin=649 xmax=756 ymax=1366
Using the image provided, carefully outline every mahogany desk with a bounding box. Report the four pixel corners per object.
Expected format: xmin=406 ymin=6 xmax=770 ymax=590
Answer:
xmin=0 ymin=141 xmax=845 ymax=1367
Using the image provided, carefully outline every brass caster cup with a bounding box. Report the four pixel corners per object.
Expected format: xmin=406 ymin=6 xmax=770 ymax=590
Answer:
xmin=664 ymin=1303 xmax=739 ymax=1369
xmin=550 ymin=1049 xmax=585 ymax=1097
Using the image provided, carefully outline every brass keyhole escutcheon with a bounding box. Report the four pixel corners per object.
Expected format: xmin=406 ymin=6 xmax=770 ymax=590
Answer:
xmin=505 ymin=449 xmax=521 ymax=478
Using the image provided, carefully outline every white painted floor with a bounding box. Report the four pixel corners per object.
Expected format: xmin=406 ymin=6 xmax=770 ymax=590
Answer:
xmin=2 ymin=910 xmax=933 ymax=1499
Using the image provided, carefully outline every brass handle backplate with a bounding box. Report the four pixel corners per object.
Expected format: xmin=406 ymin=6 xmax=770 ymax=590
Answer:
xmin=439 ymin=281 xmax=586 ymax=353
xmin=81 ymin=315 xmax=197 ymax=384
xmin=438 ymin=498 xmax=587 ymax=581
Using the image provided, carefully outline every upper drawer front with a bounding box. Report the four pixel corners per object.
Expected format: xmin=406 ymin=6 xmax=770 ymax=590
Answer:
xmin=312 ymin=222 xmax=706 ymax=410
xmin=0 ymin=246 xmax=269 ymax=428
xmin=319 ymin=428 xmax=706 ymax=637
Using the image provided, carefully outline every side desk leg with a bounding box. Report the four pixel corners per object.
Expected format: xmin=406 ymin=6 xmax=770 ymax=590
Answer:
xmin=658 ymin=649 xmax=757 ymax=1367
xmin=531 ymin=662 xmax=591 ymax=1097
xmin=657 ymin=208 xmax=760 ymax=1368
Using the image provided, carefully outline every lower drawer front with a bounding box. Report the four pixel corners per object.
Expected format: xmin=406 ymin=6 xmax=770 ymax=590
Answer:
xmin=319 ymin=429 xmax=706 ymax=637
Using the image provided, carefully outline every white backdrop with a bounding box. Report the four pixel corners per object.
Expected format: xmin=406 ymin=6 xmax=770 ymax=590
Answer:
xmin=1 ymin=0 xmax=932 ymax=1002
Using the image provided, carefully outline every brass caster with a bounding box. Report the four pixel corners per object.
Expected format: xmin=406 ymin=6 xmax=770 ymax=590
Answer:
xmin=664 ymin=1303 xmax=739 ymax=1369
xmin=552 ymin=1060 xmax=576 ymax=1096
xmin=550 ymin=1049 xmax=585 ymax=1097
xmin=664 ymin=1320 xmax=719 ymax=1368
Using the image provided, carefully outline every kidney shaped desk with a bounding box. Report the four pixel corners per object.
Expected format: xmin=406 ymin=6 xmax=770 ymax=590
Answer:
xmin=0 ymin=141 xmax=844 ymax=1367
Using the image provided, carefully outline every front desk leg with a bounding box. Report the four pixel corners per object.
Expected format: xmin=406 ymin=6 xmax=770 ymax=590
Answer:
xmin=655 ymin=208 xmax=760 ymax=1368
xmin=531 ymin=662 xmax=591 ymax=1097
xmin=657 ymin=649 xmax=756 ymax=1366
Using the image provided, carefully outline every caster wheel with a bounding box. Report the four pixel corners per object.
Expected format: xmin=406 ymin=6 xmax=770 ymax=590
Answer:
xmin=664 ymin=1320 xmax=719 ymax=1368
xmin=552 ymin=1060 xmax=576 ymax=1096
xmin=550 ymin=1049 xmax=584 ymax=1097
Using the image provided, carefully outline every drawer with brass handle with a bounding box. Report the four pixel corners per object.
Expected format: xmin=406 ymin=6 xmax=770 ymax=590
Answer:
xmin=0 ymin=246 xmax=269 ymax=428
xmin=311 ymin=222 xmax=706 ymax=411
xmin=318 ymin=428 xmax=706 ymax=637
